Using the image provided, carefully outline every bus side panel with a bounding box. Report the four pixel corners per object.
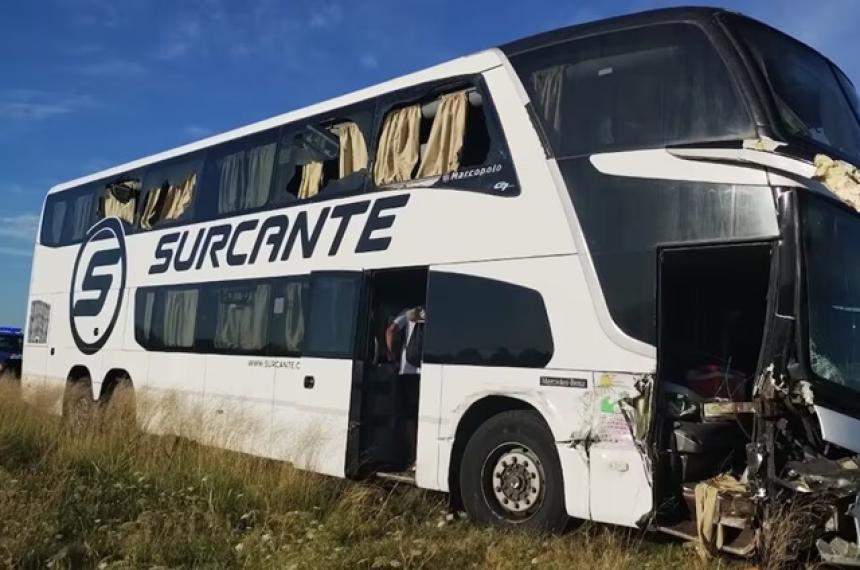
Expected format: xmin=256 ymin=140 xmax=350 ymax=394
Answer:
xmin=415 ymin=362 xmax=444 ymax=490
xmin=140 ymin=352 xmax=206 ymax=438
xmin=202 ymin=354 xmax=275 ymax=458
xmin=272 ymin=357 xmax=353 ymax=478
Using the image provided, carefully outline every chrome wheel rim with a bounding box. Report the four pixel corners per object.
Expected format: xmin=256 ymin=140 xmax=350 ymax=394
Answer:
xmin=484 ymin=444 xmax=544 ymax=519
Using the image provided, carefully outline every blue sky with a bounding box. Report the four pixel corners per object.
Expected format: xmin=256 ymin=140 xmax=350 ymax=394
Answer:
xmin=1 ymin=0 xmax=859 ymax=326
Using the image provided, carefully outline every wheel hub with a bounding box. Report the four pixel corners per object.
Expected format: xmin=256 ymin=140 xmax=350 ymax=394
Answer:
xmin=491 ymin=448 xmax=542 ymax=514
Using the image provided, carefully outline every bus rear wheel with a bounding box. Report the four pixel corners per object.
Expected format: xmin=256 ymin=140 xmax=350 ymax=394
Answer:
xmin=62 ymin=378 xmax=94 ymax=429
xmin=459 ymin=410 xmax=568 ymax=533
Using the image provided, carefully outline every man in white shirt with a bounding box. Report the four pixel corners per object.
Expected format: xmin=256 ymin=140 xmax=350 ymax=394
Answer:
xmin=385 ymin=305 xmax=425 ymax=375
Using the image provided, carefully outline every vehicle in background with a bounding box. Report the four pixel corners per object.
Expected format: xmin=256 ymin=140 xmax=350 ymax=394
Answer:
xmin=0 ymin=327 xmax=23 ymax=380
xmin=19 ymin=6 xmax=860 ymax=565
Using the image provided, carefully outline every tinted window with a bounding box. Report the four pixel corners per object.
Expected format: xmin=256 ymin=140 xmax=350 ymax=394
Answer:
xmin=802 ymin=194 xmax=860 ymax=391
xmin=304 ymin=273 xmax=362 ymax=358
xmin=135 ymin=286 xmax=200 ymax=350
xmin=729 ymin=17 xmax=860 ymax=164
xmin=510 ymin=24 xmax=752 ymax=157
xmin=424 ymin=272 xmax=553 ymax=367
xmin=0 ymin=334 xmax=21 ymax=352
xmin=40 ymin=185 xmax=100 ymax=246
xmin=269 ymin=278 xmax=309 ymax=356
xmin=202 ymin=129 xmax=279 ymax=217
xmin=135 ymin=276 xmax=309 ymax=356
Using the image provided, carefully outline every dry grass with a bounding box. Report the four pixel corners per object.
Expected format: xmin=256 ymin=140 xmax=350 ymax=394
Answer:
xmin=757 ymin=494 xmax=834 ymax=570
xmin=0 ymin=383 xmax=738 ymax=569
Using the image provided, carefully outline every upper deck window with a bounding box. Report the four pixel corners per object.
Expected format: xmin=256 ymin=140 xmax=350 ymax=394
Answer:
xmin=206 ymin=129 xmax=278 ymax=216
xmin=373 ymin=88 xmax=493 ymax=187
xmin=728 ymin=17 xmax=860 ymax=165
xmin=138 ymin=155 xmax=201 ymax=230
xmin=272 ymin=112 xmax=371 ymax=204
xmin=510 ymin=23 xmax=753 ymax=157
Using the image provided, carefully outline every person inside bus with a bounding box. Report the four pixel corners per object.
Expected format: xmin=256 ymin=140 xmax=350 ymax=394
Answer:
xmin=385 ymin=305 xmax=425 ymax=375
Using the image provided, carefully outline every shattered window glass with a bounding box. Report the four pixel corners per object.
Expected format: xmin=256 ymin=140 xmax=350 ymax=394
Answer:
xmin=803 ymin=193 xmax=860 ymax=390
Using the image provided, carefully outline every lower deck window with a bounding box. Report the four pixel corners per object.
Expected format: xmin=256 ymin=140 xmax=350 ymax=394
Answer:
xmin=135 ymin=276 xmax=308 ymax=356
xmin=423 ymin=272 xmax=553 ymax=367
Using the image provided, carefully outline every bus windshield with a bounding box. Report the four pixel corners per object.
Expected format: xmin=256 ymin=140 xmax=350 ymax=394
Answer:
xmin=802 ymin=194 xmax=860 ymax=391
xmin=0 ymin=334 xmax=21 ymax=353
xmin=728 ymin=17 xmax=860 ymax=165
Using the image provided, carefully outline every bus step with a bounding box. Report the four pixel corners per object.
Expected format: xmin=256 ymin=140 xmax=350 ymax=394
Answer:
xmin=376 ymin=470 xmax=416 ymax=485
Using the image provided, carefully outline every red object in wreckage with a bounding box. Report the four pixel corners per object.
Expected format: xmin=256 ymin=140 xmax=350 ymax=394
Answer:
xmin=685 ymin=364 xmax=746 ymax=400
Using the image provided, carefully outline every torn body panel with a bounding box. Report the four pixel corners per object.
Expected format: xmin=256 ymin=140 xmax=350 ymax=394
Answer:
xmin=585 ymin=372 xmax=655 ymax=527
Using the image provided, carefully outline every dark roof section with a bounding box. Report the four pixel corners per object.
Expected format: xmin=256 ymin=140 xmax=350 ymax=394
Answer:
xmin=500 ymin=6 xmax=731 ymax=56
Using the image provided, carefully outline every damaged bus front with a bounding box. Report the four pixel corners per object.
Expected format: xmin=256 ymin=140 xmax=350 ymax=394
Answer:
xmin=504 ymin=7 xmax=860 ymax=563
xmin=661 ymin=13 xmax=860 ymax=564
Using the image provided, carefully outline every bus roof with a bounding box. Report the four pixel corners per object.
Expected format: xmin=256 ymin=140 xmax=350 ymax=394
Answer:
xmin=501 ymin=6 xmax=729 ymax=56
xmin=48 ymin=49 xmax=504 ymax=196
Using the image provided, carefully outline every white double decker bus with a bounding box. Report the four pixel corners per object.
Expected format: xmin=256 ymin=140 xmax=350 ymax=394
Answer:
xmin=22 ymin=7 xmax=860 ymax=560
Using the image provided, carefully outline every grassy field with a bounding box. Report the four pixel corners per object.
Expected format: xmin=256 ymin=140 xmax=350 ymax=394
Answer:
xmin=0 ymin=385 xmax=743 ymax=569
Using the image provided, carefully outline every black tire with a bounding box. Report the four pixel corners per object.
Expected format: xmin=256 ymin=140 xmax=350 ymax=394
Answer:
xmin=99 ymin=376 xmax=137 ymax=431
xmin=62 ymin=378 xmax=94 ymax=429
xmin=459 ymin=409 xmax=568 ymax=533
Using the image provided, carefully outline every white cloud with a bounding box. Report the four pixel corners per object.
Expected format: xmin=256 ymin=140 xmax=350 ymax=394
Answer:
xmin=0 ymin=213 xmax=39 ymax=241
xmin=0 ymin=90 xmax=93 ymax=121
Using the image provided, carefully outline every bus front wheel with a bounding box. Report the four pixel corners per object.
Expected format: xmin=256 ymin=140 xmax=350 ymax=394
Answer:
xmin=459 ymin=410 xmax=568 ymax=533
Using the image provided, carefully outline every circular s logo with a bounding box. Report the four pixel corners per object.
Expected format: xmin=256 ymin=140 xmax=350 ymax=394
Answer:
xmin=69 ymin=218 xmax=128 ymax=355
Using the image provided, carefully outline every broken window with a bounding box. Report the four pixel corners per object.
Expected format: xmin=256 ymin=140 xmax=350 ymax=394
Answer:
xmin=374 ymin=104 xmax=422 ymax=185
xmin=100 ymin=177 xmax=140 ymax=225
xmin=374 ymin=87 xmax=494 ymax=187
xmin=138 ymin=155 xmax=201 ymax=230
xmin=272 ymin=115 xmax=370 ymax=203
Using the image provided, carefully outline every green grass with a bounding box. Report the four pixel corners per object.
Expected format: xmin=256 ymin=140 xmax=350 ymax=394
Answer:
xmin=0 ymin=385 xmax=737 ymax=569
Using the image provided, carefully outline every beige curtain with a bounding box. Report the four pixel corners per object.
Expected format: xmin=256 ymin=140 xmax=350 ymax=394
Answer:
xmin=338 ymin=122 xmax=368 ymax=178
xmin=104 ymin=192 xmax=135 ymax=224
xmin=217 ymin=143 xmax=277 ymax=214
xmin=140 ymin=173 xmax=197 ymax=229
xmin=163 ymin=173 xmax=196 ymax=220
xmin=163 ymin=289 xmax=198 ymax=348
xmin=417 ymin=90 xmax=468 ymax=179
xmin=284 ymin=281 xmax=305 ymax=352
xmin=139 ymin=188 xmax=161 ymax=230
xmin=215 ymin=285 xmax=271 ymax=351
xmin=141 ymin=291 xmax=155 ymax=342
xmin=532 ymin=66 xmax=565 ymax=135
xmin=373 ymin=104 xmax=421 ymax=185
xmin=298 ymin=161 xmax=323 ymax=199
